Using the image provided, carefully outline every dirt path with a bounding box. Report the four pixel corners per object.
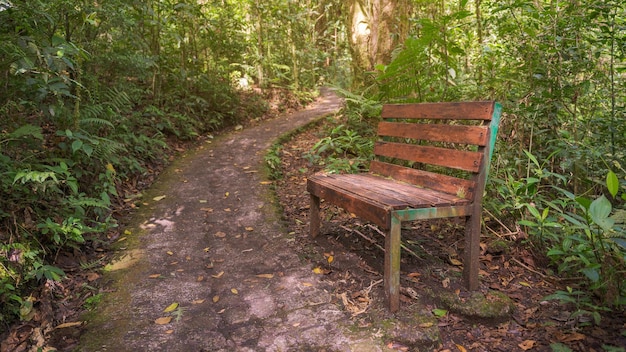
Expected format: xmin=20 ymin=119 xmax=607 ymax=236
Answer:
xmin=76 ymin=89 xmax=390 ymax=351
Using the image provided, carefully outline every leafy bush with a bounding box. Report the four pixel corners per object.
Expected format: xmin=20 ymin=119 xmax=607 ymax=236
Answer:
xmin=487 ymin=150 xmax=626 ymax=317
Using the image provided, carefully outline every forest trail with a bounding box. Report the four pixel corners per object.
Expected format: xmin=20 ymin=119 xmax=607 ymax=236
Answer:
xmin=76 ymin=89 xmax=396 ymax=351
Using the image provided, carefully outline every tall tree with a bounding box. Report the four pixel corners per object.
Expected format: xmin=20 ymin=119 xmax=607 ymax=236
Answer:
xmin=347 ymin=0 xmax=412 ymax=89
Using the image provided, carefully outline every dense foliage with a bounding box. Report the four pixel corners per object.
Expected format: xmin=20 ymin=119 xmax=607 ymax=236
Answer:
xmin=0 ymin=0 xmax=344 ymax=324
xmin=1 ymin=0 xmax=624 ymax=330
xmin=312 ymin=0 xmax=626 ymax=317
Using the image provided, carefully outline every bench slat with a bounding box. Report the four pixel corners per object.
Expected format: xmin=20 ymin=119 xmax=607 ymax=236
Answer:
xmin=308 ymin=174 xmax=412 ymax=208
xmin=339 ymin=174 xmax=467 ymax=206
xmin=378 ymin=122 xmax=489 ymax=146
xmin=369 ymin=161 xmax=476 ymax=199
xmin=307 ymin=175 xmax=391 ymax=228
xmin=374 ymin=141 xmax=484 ymax=173
xmin=381 ymin=101 xmax=495 ymax=120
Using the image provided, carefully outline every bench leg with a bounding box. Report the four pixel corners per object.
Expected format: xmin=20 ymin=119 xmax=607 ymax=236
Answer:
xmin=463 ymin=212 xmax=481 ymax=291
xmin=384 ymin=214 xmax=401 ymax=312
xmin=310 ymin=194 xmax=321 ymax=238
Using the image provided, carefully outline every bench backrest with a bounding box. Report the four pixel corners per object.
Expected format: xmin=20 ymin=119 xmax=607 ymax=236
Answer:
xmin=370 ymin=101 xmax=502 ymax=202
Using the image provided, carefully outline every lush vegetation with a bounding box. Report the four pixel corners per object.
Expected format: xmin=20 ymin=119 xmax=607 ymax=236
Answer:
xmin=309 ymin=0 xmax=626 ymax=319
xmin=1 ymin=0 xmax=624 ymax=329
xmin=0 ymin=0 xmax=343 ymax=324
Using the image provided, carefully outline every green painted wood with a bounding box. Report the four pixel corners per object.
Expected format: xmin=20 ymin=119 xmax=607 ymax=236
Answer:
xmin=393 ymin=205 xmax=473 ymax=221
xmin=385 ymin=214 xmax=402 ymax=312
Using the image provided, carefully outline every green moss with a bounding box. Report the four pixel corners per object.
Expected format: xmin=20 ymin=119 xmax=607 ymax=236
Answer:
xmin=436 ymin=290 xmax=515 ymax=319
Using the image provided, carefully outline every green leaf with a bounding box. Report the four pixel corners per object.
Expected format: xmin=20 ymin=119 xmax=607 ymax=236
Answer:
xmin=610 ymin=238 xmax=626 ymax=250
xmin=9 ymin=124 xmax=43 ymax=140
xmin=432 ymin=308 xmax=448 ymax=317
xmin=607 ymin=171 xmax=619 ymax=198
xmin=526 ymin=204 xmax=541 ymax=218
xmin=518 ymin=220 xmax=538 ymax=227
xmin=82 ymin=143 xmax=93 ymax=156
xmin=72 ymin=140 xmax=83 ymax=153
xmin=575 ymin=196 xmax=592 ymax=210
xmin=580 ymin=267 xmax=599 ymax=283
xmin=589 ymin=196 xmax=614 ymax=231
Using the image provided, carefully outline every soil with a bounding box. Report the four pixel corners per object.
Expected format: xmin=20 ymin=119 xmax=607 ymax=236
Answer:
xmin=2 ymin=88 xmax=625 ymax=352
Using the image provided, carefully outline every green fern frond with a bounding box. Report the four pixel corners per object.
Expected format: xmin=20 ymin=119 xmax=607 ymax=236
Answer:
xmin=79 ymin=117 xmax=114 ymax=128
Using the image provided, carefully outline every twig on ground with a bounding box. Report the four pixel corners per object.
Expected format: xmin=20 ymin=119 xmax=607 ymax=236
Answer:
xmin=365 ymin=224 xmax=423 ymax=260
xmin=340 ymin=225 xmax=385 ymax=253
xmin=484 ymin=208 xmax=516 ymax=237
xmin=511 ymin=258 xmax=547 ymax=278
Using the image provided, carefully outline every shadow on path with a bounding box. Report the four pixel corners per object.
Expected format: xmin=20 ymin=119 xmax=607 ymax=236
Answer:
xmin=77 ymin=89 xmax=389 ymax=351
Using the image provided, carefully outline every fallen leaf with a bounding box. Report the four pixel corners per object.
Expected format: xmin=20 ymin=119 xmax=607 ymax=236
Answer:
xmin=192 ymin=299 xmax=205 ymax=304
xmin=87 ymin=272 xmax=100 ymax=281
xmin=256 ymin=273 xmax=274 ymax=279
xmin=407 ymin=272 xmax=421 ymax=278
xmin=418 ymin=322 xmax=434 ymax=328
xmin=520 ymin=281 xmax=532 ymax=287
xmin=302 ymin=282 xmax=313 ymax=287
xmin=557 ymin=332 xmax=586 ymax=342
xmin=212 ymin=271 xmax=224 ymax=278
xmin=313 ymin=267 xmax=324 ymax=274
xmin=449 ymin=257 xmax=463 ymax=266
xmin=432 ymin=308 xmax=448 ymax=318
xmin=203 ymin=247 xmax=210 ymax=252
xmin=214 ymin=231 xmax=226 ymax=238
xmin=442 ymin=277 xmax=450 ymax=288
xmin=518 ymin=340 xmax=535 ymax=350
xmin=224 ymin=192 xmax=229 ymax=198
xmin=218 ymin=309 xmax=226 ymax=314
xmin=55 ymin=321 xmax=83 ymax=329
xmin=327 ymin=255 xmax=334 ymax=264
xmin=455 ymin=344 xmax=468 ymax=352
xmin=153 ymin=195 xmax=166 ymax=201
xmin=166 ymin=251 xmax=173 ymax=256
xmin=155 ymin=316 xmax=172 ymax=325
xmin=231 ymin=288 xmax=239 ymax=295
xmin=124 ymin=230 xmax=132 ymax=235
xmin=387 ymin=342 xmax=409 ymax=351
xmin=224 ymin=208 xmax=231 ymax=212
xmin=149 ymin=274 xmax=161 ymax=279
xmin=200 ymin=208 xmax=213 ymax=212
xmin=260 ymin=181 xmax=272 ymax=185
xmin=213 ymin=295 xmax=220 ymax=303
xmin=245 ymin=227 xmax=254 ymax=231
xmin=165 ymin=330 xmax=174 ymax=334
xmin=196 ymin=276 xmax=204 ymax=282
xmin=163 ymin=302 xmax=179 ymax=313
xmin=199 ymin=200 xmax=207 ymax=203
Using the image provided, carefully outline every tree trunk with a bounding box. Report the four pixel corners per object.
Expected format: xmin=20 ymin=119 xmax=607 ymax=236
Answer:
xmin=347 ymin=0 xmax=411 ymax=89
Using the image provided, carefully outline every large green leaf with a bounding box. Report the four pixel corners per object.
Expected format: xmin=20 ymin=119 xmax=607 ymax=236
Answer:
xmin=589 ymin=196 xmax=614 ymax=232
xmin=606 ymin=171 xmax=619 ymax=198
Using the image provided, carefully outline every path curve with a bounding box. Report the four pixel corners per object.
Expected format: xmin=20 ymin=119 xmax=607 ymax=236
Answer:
xmin=77 ymin=89 xmax=386 ymax=351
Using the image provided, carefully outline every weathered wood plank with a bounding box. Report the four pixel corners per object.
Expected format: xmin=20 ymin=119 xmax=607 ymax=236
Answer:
xmin=307 ymin=176 xmax=390 ymax=228
xmin=378 ymin=122 xmax=489 ymax=146
xmin=308 ymin=174 xmax=410 ymax=208
xmin=369 ymin=161 xmax=476 ymax=199
xmin=381 ymin=101 xmax=495 ymax=120
xmin=374 ymin=141 xmax=484 ymax=173
xmin=342 ymin=173 xmax=467 ymax=206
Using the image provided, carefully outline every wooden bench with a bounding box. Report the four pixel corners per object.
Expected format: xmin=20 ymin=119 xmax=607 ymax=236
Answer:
xmin=307 ymin=101 xmax=502 ymax=312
